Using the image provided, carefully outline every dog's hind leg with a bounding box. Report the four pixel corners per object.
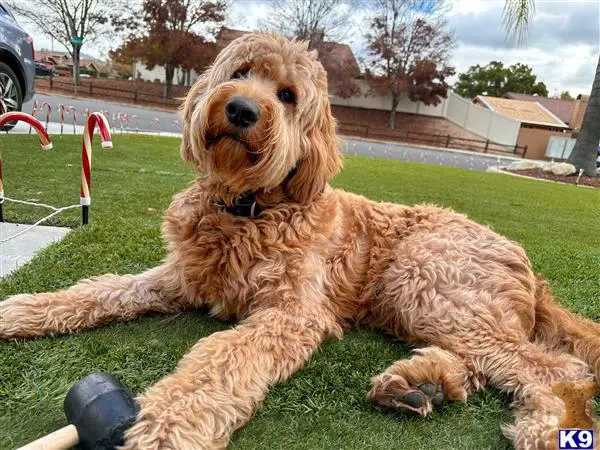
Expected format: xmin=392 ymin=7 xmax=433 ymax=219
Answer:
xmin=502 ymin=383 xmax=566 ymax=450
xmin=0 ymin=262 xmax=184 ymax=339
xmin=367 ymin=346 xmax=479 ymax=416
xmin=533 ymin=277 xmax=600 ymax=380
xmin=469 ymin=336 xmax=592 ymax=449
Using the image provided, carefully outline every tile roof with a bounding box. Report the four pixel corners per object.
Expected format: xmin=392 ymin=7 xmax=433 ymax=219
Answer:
xmin=504 ymin=92 xmax=575 ymax=125
xmin=475 ymin=95 xmax=569 ymax=128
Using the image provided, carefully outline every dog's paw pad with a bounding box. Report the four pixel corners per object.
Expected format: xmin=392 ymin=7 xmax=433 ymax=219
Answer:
xmin=417 ymin=383 xmax=437 ymax=397
xmin=432 ymin=390 xmax=444 ymax=406
xmin=395 ymin=391 xmax=426 ymax=408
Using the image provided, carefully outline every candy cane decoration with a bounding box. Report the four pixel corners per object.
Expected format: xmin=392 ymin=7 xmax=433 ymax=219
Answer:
xmin=30 ymin=100 xmax=39 ymax=116
xmin=67 ymin=106 xmax=77 ymax=134
xmin=172 ymin=119 xmax=181 ymax=132
xmin=0 ymin=99 xmax=6 ymax=134
xmin=118 ymin=112 xmax=128 ymax=133
xmin=59 ymin=104 xmax=65 ymax=135
xmin=131 ymin=115 xmax=139 ymax=133
xmin=152 ymin=117 xmax=161 ymax=135
xmin=29 ymin=99 xmax=39 ymax=135
xmin=0 ymin=112 xmax=53 ymax=221
xmin=80 ymin=112 xmax=112 ymax=225
xmin=41 ymin=102 xmax=52 ymax=130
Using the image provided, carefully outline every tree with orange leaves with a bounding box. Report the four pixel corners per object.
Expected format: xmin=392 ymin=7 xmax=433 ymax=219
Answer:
xmin=365 ymin=0 xmax=455 ymax=129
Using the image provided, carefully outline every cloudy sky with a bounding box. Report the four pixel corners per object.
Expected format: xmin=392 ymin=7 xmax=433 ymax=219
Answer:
xmin=21 ymin=0 xmax=599 ymax=96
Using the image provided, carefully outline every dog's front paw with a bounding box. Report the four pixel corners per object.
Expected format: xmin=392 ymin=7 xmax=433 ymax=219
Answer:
xmin=120 ymin=382 xmax=229 ymax=450
xmin=0 ymin=293 xmax=41 ymax=339
xmin=368 ymin=375 xmax=447 ymax=416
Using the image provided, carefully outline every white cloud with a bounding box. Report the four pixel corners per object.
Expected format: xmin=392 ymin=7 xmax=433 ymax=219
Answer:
xmin=13 ymin=0 xmax=599 ymax=95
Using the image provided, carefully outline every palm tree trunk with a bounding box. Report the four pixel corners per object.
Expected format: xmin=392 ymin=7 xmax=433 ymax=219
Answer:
xmin=566 ymin=56 xmax=600 ymax=177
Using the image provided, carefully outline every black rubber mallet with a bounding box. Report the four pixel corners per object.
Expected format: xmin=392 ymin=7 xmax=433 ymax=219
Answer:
xmin=17 ymin=372 xmax=139 ymax=450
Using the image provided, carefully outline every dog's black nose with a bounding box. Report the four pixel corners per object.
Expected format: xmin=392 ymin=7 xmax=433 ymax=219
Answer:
xmin=225 ymin=96 xmax=260 ymax=128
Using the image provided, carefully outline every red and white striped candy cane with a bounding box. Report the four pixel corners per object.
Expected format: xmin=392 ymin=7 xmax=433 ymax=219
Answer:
xmin=152 ymin=117 xmax=161 ymax=135
xmin=41 ymin=102 xmax=52 ymax=130
xmin=0 ymin=99 xmax=6 ymax=134
xmin=29 ymin=99 xmax=39 ymax=135
xmin=0 ymin=112 xmax=53 ymax=221
xmin=67 ymin=106 xmax=77 ymax=134
xmin=172 ymin=119 xmax=181 ymax=132
xmin=59 ymin=104 xmax=65 ymax=135
xmin=30 ymin=99 xmax=39 ymax=116
xmin=118 ymin=112 xmax=128 ymax=133
xmin=80 ymin=112 xmax=112 ymax=225
xmin=131 ymin=115 xmax=139 ymax=133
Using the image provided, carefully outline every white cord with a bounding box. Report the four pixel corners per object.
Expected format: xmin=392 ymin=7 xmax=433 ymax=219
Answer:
xmin=0 ymin=197 xmax=78 ymax=243
xmin=1 ymin=197 xmax=62 ymax=210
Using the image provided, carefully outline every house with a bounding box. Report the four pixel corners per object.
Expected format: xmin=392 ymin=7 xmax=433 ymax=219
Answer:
xmin=134 ymin=27 xmax=361 ymax=89
xmin=474 ymin=95 xmax=572 ymax=159
xmin=35 ymin=50 xmax=102 ymax=73
xmin=215 ymin=27 xmax=360 ymax=79
xmin=503 ymin=92 xmax=589 ymax=131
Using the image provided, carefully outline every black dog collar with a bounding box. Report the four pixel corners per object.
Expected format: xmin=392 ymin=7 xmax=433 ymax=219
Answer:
xmin=219 ymin=192 xmax=262 ymax=218
xmin=217 ymin=167 xmax=296 ymax=218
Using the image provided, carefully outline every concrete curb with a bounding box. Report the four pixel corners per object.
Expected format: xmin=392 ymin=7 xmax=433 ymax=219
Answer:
xmin=340 ymin=134 xmax=523 ymax=162
xmin=486 ymin=166 xmax=596 ymax=189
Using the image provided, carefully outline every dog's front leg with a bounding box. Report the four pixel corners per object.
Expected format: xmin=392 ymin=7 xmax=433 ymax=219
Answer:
xmin=121 ymin=305 xmax=338 ymax=450
xmin=0 ymin=262 xmax=185 ymax=339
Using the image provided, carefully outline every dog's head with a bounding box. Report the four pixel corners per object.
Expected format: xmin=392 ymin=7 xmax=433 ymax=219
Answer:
xmin=180 ymin=32 xmax=342 ymax=205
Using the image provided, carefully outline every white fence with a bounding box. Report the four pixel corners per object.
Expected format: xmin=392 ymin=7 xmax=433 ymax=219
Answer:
xmin=329 ymin=80 xmax=521 ymax=146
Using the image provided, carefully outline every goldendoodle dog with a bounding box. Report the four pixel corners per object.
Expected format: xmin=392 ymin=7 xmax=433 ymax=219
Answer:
xmin=1 ymin=33 xmax=598 ymax=449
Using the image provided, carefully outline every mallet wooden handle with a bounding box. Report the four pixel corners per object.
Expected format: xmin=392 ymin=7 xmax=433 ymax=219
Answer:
xmin=16 ymin=424 xmax=78 ymax=450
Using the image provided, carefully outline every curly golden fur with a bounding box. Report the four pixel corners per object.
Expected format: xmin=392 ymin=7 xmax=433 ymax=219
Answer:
xmin=2 ymin=33 xmax=599 ymax=449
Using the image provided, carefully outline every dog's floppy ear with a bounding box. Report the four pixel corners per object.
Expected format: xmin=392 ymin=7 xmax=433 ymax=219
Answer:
xmin=287 ymin=99 xmax=342 ymax=204
xmin=179 ymin=73 xmax=208 ymax=165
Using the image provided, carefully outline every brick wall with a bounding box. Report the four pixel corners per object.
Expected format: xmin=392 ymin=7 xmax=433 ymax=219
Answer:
xmin=35 ymin=77 xmax=188 ymax=108
xmin=332 ymin=105 xmax=486 ymax=142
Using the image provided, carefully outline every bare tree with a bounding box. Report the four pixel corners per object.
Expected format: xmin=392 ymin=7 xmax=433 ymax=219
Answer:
xmin=8 ymin=0 xmax=133 ymax=85
xmin=261 ymin=0 xmax=362 ymax=98
xmin=262 ymin=0 xmax=358 ymax=46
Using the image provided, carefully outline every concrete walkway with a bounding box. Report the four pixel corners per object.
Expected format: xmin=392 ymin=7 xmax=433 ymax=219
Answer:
xmin=0 ymin=222 xmax=71 ymax=277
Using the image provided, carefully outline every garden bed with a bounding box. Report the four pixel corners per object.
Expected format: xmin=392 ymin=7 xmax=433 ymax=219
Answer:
xmin=505 ymin=168 xmax=600 ymax=188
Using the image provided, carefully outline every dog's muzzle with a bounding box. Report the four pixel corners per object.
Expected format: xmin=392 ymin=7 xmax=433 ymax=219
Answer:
xmin=225 ymin=96 xmax=260 ymax=128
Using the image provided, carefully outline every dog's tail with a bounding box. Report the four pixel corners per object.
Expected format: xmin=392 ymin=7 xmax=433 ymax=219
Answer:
xmin=533 ymin=276 xmax=600 ymax=376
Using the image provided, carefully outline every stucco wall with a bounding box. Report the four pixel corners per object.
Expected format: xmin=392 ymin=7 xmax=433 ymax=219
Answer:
xmin=517 ymin=127 xmax=571 ymax=160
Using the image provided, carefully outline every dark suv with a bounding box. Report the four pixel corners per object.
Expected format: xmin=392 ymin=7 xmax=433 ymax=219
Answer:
xmin=0 ymin=1 xmax=35 ymax=129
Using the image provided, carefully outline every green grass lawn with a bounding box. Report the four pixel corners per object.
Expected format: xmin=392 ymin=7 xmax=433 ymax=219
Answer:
xmin=0 ymin=134 xmax=598 ymax=450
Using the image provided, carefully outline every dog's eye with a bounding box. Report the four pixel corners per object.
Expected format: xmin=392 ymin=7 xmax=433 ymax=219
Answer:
xmin=231 ymin=69 xmax=249 ymax=80
xmin=277 ymin=88 xmax=296 ymax=104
